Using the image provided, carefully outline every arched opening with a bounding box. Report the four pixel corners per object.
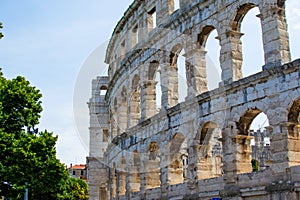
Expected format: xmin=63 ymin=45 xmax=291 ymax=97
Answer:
xmin=288 ymin=98 xmax=300 ymax=137
xmin=168 ymin=133 xmax=187 ymax=185
xmin=118 ymin=157 xmax=127 ymax=196
xmin=100 ymin=85 xmax=107 ymax=96
xmin=130 ymin=75 xmax=141 ymax=127
xmin=286 ymin=0 xmax=300 ymax=61
xmin=155 ymin=66 xmax=162 ymax=111
xmin=197 ymin=122 xmax=223 ymax=179
xmin=170 ymin=44 xmax=187 ymax=103
xmin=237 ymin=109 xmax=271 ymax=173
xmin=199 ymin=26 xmax=221 ymax=91
xmin=130 ymin=150 xmax=140 ymax=193
xmin=148 ymin=61 xmax=162 ymax=115
xmin=168 ymin=0 xmax=180 ymax=14
xmin=240 ymin=7 xmax=264 ymax=77
xmin=119 ymin=87 xmax=128 ymax=133
xmin=177 ymin=49 xmax=187 ymax=102
xmin=145 ymin=142 xmax=161 ymax=190
xmin=287 ymin=98 xmax=300 ymax=166
xmin=232 ymin=4 xmax=264 ymax=79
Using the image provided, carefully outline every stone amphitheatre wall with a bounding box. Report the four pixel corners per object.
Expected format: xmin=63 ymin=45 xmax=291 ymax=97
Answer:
xmin=87 ymin=0 xmax=300 ymax=199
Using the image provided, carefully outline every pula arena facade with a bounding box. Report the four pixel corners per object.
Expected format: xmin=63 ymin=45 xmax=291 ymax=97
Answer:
xmin=87 ymin=0 xmax=300 ymax=199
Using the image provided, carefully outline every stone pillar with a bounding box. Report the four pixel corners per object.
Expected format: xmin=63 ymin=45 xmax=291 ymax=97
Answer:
xmin=118 ymin=101 xmax=127 ymax=134
xmin=232 ymin=135 xmax=253 ymax=174
xmin=129 ymin=166 xmax=140 ymax=193
xmin=221 ymin=125 xmax=239 ymax=198
xmin=118 ymin=171 xmax=126 ymax=197
xmin=219 ymin=31 xmax=244 ymax=83
xmin=186 ymin=145 xmax=199 ymax=196
xmin=111 ymin=168 xmax=117 ymax=199
xmin=110 ymin=109 xmax=118 ymax=139
xmin=141 ymin=80 xmax=157 ymax=120
xmin=161 ymin=63 xmax=179 ymax=109
xmin=160 ymin=166 xmax=169 ymax=199
xmin=185 ymin=49 xmax=208 ymax=97
xmin=270 ymin=124 xmax=290 ymax=173
xmin=260 ymin=4 xmax=291 ymax=69
xmin=129 ymin=90 xmax=141 ymax=127
xmin=197 ymin=146 xmax=214 ymax=180
xmin=139 ymin=154 xmax=147 ymax=199
xmin=157 ymin=0 xmax=171 ymax=24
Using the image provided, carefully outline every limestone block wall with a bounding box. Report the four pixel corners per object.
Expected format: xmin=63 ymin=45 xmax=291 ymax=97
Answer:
xmin=88 ymin=0 xmax=300 ymax=199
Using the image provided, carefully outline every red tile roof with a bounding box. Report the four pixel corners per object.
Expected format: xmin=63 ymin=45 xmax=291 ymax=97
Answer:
xmin=69 ymin=164 xmax=86 ymax=170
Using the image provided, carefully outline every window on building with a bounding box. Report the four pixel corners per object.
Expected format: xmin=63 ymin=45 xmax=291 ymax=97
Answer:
xmin=72 ymin=171 xmax=75 ymax=176
xmin=81 ymin=170 xmax=84 ymax=176
xmin=132 ymin=24 xmax=139 ymax=46
xmin=148 ymin=7 xmax=157 ymax=31
xmin=174 ymin=0 xmax=180 ymax=11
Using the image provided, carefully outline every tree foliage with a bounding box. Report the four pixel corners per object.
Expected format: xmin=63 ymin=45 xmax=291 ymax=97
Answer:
xmin=0 ymin=70 xmax=88 ymax=199
xmin=0 ymin=72 xmax=42 ymax=133
xmin=0 ymin=22 xmax=3 ymax=39
xmin=58 ymin=178 xmax=88 ymax=200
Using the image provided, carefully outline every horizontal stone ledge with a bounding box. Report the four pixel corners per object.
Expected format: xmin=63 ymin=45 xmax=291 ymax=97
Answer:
xmin=240 ymin=186 xmax=267 ymax=197
xmin=198 ymin=190 xmax=220 ymax=198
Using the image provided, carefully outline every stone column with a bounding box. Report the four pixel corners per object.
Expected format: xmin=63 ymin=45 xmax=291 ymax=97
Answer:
xmin=260 ymin=4 xmax=291 ymax=69
xmin=161 ymin=63 xmax=179 ymax=109
xmin=111 ymin=167 xmax=117 ymax=199
xmin=139 ymin=154 xmax=147 ymax=199
xmin=269 ymin=124 xmax=290 ymax=173
xmin=219 ymin=31 xmax=244 ymax=83
xmin=221 ymin=125 xmax=239 ymax=199
xmin=160 ymin=151 xmax=169 ymax=200
xmin=186 ymin=144 xmax=199 ymax=196
xmin=231 ymin=135 xmax=253 ymax=174
xmin=129 ymin=90 xmax=141 ymax=127
xmin=196 ymin=146 xmax=214 ymax=180
xmin=141 ymin=80 xmax=157 ymax=120
xmin=110 ymin=109 xmax=118 ymax=139
xmin=118 ymin=101 xmax=127 ymax=134
xmin=185 ymin=49 xmax=208 ymax=97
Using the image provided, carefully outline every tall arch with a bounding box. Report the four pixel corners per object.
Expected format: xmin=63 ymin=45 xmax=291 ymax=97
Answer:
xmin=145 ymin=61 xmax=161 ymax=117
xmin=145 ymin=142 xmax=161 ymax=190
xmin=170 ymin=44 xmax=187 ymax=103
xmin=129 ymin=75 xmax=141 ymax=127
xmin=288 ymin=97 xmax=300 ymax=137
xmin=197 ymin=25 xmax=221 ymax=91
xmin=129 ymin=150 xmax=140 ymax=193
xmin=168 ymin=133 xmax=187 ymax=185
xmin=197 ymin=122 xmax=223 ymax=179
xmin=236 ymin=108 xmax=271 ymax=173
xmin=119 ymin=87 xmax=128 ymax=133
xmin=287 ymin=97 xmax=300 ymax=166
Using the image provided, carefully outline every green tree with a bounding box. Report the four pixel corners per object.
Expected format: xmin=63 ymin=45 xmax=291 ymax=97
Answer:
xmin=0 ymin=22 xmax=3 ymax=39
xmin=58 ymin=178 xmax=88 ymax=200
xmin=0 ymin=70 xmax=86 ymax=199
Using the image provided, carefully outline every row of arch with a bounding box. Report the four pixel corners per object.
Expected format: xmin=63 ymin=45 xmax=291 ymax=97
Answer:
xmin=108 ymin=96 xmax=300 ymax=198
xmin=107 ymin=0 xmax=290 ymax=89
xmin=105 ymin=2 xmax=291 ymax=138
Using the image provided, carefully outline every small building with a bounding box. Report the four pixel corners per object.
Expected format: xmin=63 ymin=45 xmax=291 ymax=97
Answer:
xmin=68 ymin=164 xmax=87 ymax=181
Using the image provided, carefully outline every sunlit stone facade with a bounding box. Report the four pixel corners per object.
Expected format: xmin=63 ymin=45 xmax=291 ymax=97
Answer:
xmin=88 ymin=0 xmax=300 ymax=199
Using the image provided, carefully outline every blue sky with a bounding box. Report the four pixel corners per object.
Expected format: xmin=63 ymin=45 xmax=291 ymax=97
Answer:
xmin=0 ymin=1 xmax=299 ymax=165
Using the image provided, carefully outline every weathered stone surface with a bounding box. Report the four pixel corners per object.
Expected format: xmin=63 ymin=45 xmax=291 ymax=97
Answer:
xmin=88 ymin=0 xmax=300 ymax=199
